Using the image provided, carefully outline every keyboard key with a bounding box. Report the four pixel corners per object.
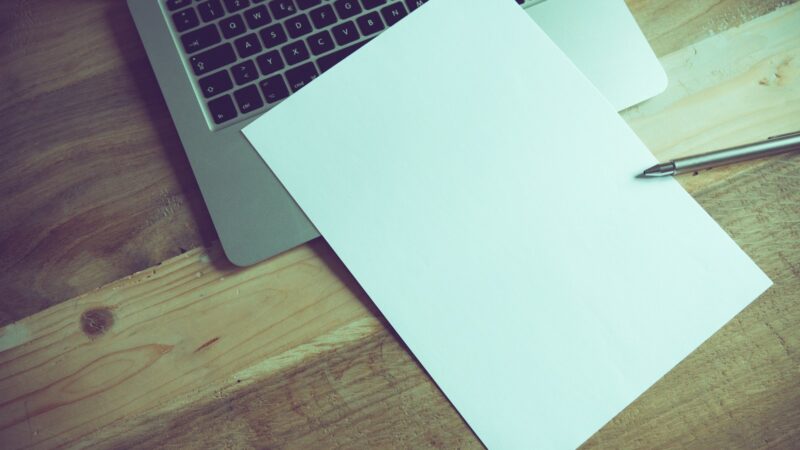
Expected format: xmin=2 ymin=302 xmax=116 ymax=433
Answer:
xmin=285 ymin=14 xmax=313 ymax=39
xmin=285 ymin=62 xmax=318 ymax=92
xmin=198 ymin=0 xmax=225 ymax=22
xmin=243 ymin=5 xmax=272 ymax=28
xmin=281 ymin=40 xmax=310 ymax=65
xmin=356 ymin=11 xmax=384 ymax=35
xmin=296 ymin=0 xmax=321 ymax=9
xmin=224 ymin=0 xmax=250 ymax=13
xmin=166 ymin=0 xmax=192 ymax=11
xmin=181 ymin=24 xmax=222 ymax=54
xmin=234 ymin=33 xmax=262 ymax=57
xmin=208 ymin=95 xmax=238 ymax=124
xmin=256 ymin=49 xmax=285 ymax=75
xmin=268 ymin=0 xmax=297 ymax=20
xmin=259 ymin=75 xmax=290 ymax=103
xmin=309 ymin=4 xmax=336 ymax=29
xmin=233 ymin=84 xmax=264 ymax=113
xmin=172 ymin=8 xmax=199 ymax=32
xmin=361 ymin=0 xmax=386 ymax=9
xmin=316 ymin=38 xmax=369 ymax=72
xmin=334 ymin=0 xmax=361 ymax=19
xmin=331 ymin=21 xmax=359 ymax=46
xmin=189 ymin=43 xmax=236 ymax=75
xmin=404 ymin=0 xmax=426 ymax=11
xmin=307 ymin=30 xmax=334 ymax=55
xmin=260 ymin=23 xmax=288 ymax=47
xmin=220 ymin=14 xmax=247 ymax=38
xmin=380 ymin=2 xmax=406 ymax=26
xmin=231 ymin=60 xmax=259 ymax=84
xmin=198 ymin=70 xmax=234 ymax=98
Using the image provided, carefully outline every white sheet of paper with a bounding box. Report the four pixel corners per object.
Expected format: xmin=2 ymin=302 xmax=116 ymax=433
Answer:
xmin=243 ymin=1 xmax=772 ymax=448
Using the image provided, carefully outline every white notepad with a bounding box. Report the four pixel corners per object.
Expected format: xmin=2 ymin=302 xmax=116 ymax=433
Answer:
xmin=243 ymin=1 xmax=772 ymax=448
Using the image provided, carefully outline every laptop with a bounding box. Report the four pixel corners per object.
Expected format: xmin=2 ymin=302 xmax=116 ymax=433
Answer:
xmin=128 ymin=0 xmax=667 ymax=266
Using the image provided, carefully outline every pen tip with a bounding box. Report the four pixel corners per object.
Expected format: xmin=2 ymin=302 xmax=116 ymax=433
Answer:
xmin=640 ymin=162 xmax=675 ymax=177
xmin=643 ymin=166 xmax=659 ymax=177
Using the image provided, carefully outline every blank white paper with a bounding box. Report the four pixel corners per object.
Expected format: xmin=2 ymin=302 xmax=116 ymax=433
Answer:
xmin=243 ymin=1 xmax=772 ymax=448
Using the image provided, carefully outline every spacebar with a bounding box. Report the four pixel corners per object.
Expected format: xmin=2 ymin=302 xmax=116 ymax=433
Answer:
xmin=317 ymin=39 xmax=373 ymax=73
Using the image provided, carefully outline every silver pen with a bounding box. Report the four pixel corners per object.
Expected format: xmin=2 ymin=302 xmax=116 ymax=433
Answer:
xmin=641 ymin=130 xmax=800 ymax=177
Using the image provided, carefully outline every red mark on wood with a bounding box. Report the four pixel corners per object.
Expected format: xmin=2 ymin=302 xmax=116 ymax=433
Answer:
xmin=194 ymin=337 xmax=220 ymax=353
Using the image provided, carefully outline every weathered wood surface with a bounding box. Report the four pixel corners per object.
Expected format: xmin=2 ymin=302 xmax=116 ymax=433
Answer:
xmin=1 ymin=0 xmax=799 ymax=448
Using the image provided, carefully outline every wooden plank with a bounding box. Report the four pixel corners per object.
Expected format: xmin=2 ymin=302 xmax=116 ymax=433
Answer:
xmin=0 ymin=241 xmax=383 ymax=448
xmin=627 ymin=0 xmax=796 ymax=56
xmin=2 ymin=3 xmax=799 ymax=448
xmin=0 ymin=0 xmax=217 ymax=325
xmin=0 ymin=0 xmax=794 ymax=326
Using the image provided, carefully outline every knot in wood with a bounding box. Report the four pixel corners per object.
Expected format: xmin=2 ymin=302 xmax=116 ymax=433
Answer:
xmin=80 ymin=308 xmax=114 ymax=337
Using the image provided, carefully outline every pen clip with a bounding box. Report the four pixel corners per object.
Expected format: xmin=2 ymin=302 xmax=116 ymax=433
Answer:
xmin=767 ymin=130 xmax=800 ymax=140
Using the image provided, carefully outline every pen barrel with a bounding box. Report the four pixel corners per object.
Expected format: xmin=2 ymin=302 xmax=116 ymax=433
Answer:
xmin=673 ymin=133 xmax=800 ymax=174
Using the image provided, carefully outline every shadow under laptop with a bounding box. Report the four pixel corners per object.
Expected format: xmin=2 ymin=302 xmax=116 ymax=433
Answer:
xmin=105 ymin=4 xmax=222 ymax=266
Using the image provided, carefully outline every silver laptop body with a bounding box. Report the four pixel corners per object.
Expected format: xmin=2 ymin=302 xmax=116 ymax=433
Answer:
xmin=128 ymin=0 xmax=667 ymax=266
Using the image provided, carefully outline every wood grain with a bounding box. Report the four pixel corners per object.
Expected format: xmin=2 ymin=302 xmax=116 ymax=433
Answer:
xmin=627 ymin=0 xmax=796 ymax=56
xmin=0 ymin=241 xmax=377 ymax=447
xmin=0 ymin=0 xmax=217 ymax=325
xmin=1 ymin=2 xmax=799 ymax=448
xmin=0 ymin=0 xmax=794 ymax=327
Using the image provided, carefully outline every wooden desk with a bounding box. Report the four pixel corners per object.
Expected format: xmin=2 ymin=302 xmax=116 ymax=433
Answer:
xmin=1 ymin=1 xmax=799 ymax=447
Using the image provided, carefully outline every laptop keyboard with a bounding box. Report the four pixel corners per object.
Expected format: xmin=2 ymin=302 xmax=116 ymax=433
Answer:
xmin=166 ymin=0 xmax=541 ymax=129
